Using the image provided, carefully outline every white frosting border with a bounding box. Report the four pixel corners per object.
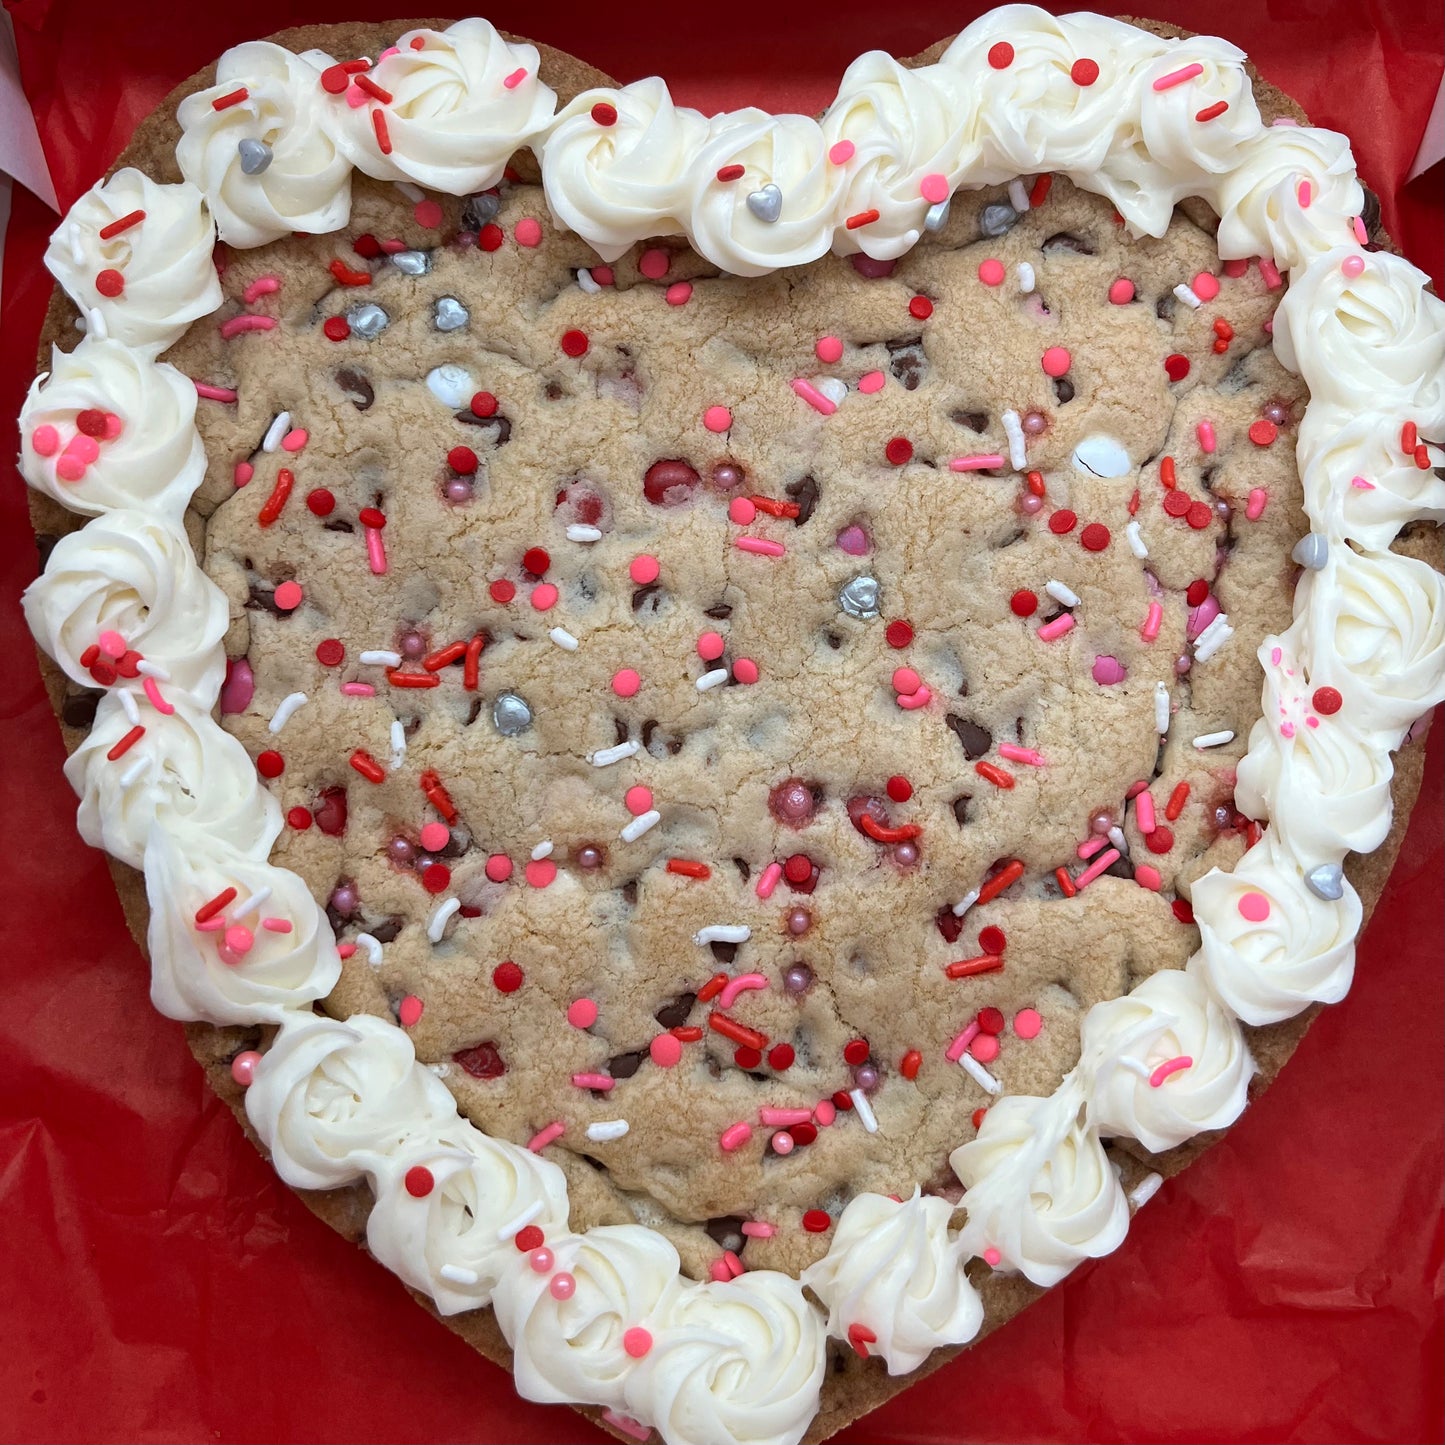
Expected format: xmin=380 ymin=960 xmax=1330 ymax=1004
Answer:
xmin=18 ymin=10 xmax=1445 ymax=1445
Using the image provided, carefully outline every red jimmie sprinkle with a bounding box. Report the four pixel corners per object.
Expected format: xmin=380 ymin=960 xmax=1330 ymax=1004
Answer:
xmin=1055 ymin=866 xmax=1078 ymax=897
xmin=194 ymin=887 xmax=237 ymax=925
xmin=975 ymin=760 xmax=1015 ymax=789
xmin=716 ymin=164 xmax=746 ymax=182
xmin=670 ymin=1026 xmax=704 ymax=1042
xmin=386 ymin=668 xmax=441 ymax=689
xmin=106 ymin=724 xmax=145 ymax=761
xmin=372 ymin=109 xmax=393 ymax=155
xmin=900 ymin=1049 xmax=922 ymax=1080
xmin=98 ymin=209 xmax=146 ymax=240
xmin=1164 ymin=781 xmax=1191 ymax=821
xmin=590 ymin=101 xmax=618 ymax=125
xmin=666 ymin=859 xmax=712 ymax=879
xmin=846 ymin=209 xmax=881 ymax=230
xmin=1195 ymin=100 xmax=1230 ymax=122
xmin=858 ymin=814 xmax=921 ymax=844
xmin=463 ymin=633 xmax=485 ymax=690
xmin=420 ymin=770 xmax=458 ymax=822
xmin=1402 ymin=420 xmax=1418 ymax=453
xmin=354 ymin=73 xmax=392 ymax=103
xmin=211 ymin=87 xmax=248 ymax=111
xmin=977 ymin=858 xmax=1025 ymax=905
xmin=709 ymin=1012 xmax=768 ymax=1051
xmin=1029 ymin=173 xmax=1053 ymax=208
xmin=329 ymin=258 xmax=371 ymax=286
xmin=972 ymin=1107 xmax=988 ymax=1129
xmin=885 ymin=620 xmax=914 ymax=648
xmin=946 ymin=954 xmax=1004 ymax=979
xmin=423 ymin=641 xmax=466 ymax=672
xmin=885 ymin=436 xmax=914 ymax=465
xmin=257 ymin=468 xmax=294 ymax=527
xmin=1160 ymin=455 xmax=1177 ymax=488
xmin=697 ymin=972 xmax=729 ymax=1003
xmin=750 ymin=495 xmax=799 ymax=518
xmin=349 ymin=749 xmax=385 ymax=783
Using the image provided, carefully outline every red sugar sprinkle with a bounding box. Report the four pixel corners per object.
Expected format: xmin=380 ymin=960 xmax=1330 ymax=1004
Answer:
xmin=420 ymin=770 xmax=458 ymax=823
xmin=908 ymin=295 xmax=934 ymax=320
xmin=448 ymin=445 xmax=478 ymax=474
xmin=1055 ymin=866 xmax=1078 ymax=897
xmin=977 ymin=858 xmax=1025 ymax=905
xmin=978 ymin=925 xmax=1006 ymax=955
xmin=1048 ymin=509 xmax=1077 ymax=534
xmin=95 ymin=269 xmax=124 ymax=298
xmin=709 ymin=1013 xmax=768 ymax=1051
xmin=590 ymin=101 xmax=618 ymax=126
xmin=846 ymin=209 xmax=881 ymax=230
xmin=832 ymin=1091 xmax=854 ymax=1111
xmin=315 ymin=638 xmax=344 ymax=666
xmin=1164 ymin=781 xmax=1191 ymax=821
xmin=422 ymin=642 xmax=465 ymax=672
xmin=947 ymin=953 xmax=1004 ymax=980
xmin=1312 ymin=686 xmax=1343 ymax=715
xmin=493 ymin=961 xmax=524 ymax=993
xmin=1145 ymin=826 xmax=1175 ymax=854
xmin=1079 ymin=522 xmax=1110 ymax=551
xmin=884 ymin=620 xmax=914 ymax=649
xmin=1070 ymin=57 xmax=1100 ymax=86
xmin=1248 ymin=419 xmax=1278 ymax=447
xmin=306 ymin=489 xmax=336 ymax=517
xmin=987 ymin=41 xmax=1015 ymax=68
xmin=320 ymin=64 xmax=350 ymax=94
xmin=1128 ymin=489 xmax=1140 ymax=515
xmin=1160 ymin=456 xmax=1177 ymax=489
xmin=768 ymin=1043 xmax=795 ymax=1070
xmin=886 ymin=775 xmax=913 ymax=802
xmin=790 ymin=1122 xmax=818 ymax=1146
xmin=900 ymin=1049 xmax=922 ymax=1080
xmin=98 ymin=209 xmax=145 ymax=240
xmin=463 ymin=634 xmax=484 ymax=691
xmin=369 ymin=108 xmax=392 ymax=156
xmin=387 ymin=668 xmax=441 ymax=689
xmin=522 ymin=547 xmax=551 ymax=576
xmin=843 ymin=1038 xmax=870 ymax=1066
xmin=106 ymin=724 xmax=145 ymax=761
xmin=354 ymin=73 xmax=393 ymax=103
xmin=323 ymin=316 xmax=351 ymax=341
xmin=1172 ymin=898 xmax=1195 ymax=925
xmin=194 ymin=888 xmax=237 ymax=925
xmin=784 ymin=854 xmax=814 ymax=885
xmin=802 ymin=1210 xmax=832 ymax=1234
xmin=1402 ymin=421 xmax=1418 ymax=453
xmin=470 ymin=391 xmax=499 ymax=417
xmin=358 ymin=506 xmax=387 ymax=529
xmin=404 ymin=1166 xmax=434 ymax=1198
xmin=1186 ymin=500 xmax=1213 ymax=529
xmin=698 ymin=972 xmax=729 ymax=1003
xmin=1010 ymin=589 xmax=1038 ymax=617
xmin=666 ymin=858 xmax=711 ymax=879
xmin=716 ymin=164 xmax=746 ymax=183
xmin=478 ymin=223 xmax=504 ymax=252
xmin=489 ymin=579 xmax=516 ymax=604
xmin=1164 ymin=353 xmax=1191 ymax=382
xmin=560 ymin=329 xmax=590 ymax=357
xmin=1026 ymin=470 xmax=1046 ymax=497
xmin=885 ymin=436 xmax=914 ymax=465
xmin=329 ymin=258 xmax=371 ymax=287
xmin=971 ymin=1107 xmax=988 ymax=1130
xmin=287 ymin=806 xmax=313 ymax=830
xmin=671 ymin=1026 xmax=704 ymax=1043
xmin=256 ymin=750 xmax=285 ymax=779
xmin=1163 ymin=490 xmax=1193 ymax=518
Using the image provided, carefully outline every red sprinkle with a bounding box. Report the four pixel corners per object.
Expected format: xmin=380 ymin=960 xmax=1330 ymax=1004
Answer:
xmin=306 ymin=488 xmax=336 ymax=516
xmin=478 ymin=223 xmax=504 ymax=252
xmin=387 ymin=668 xmax=441 ymax=689
xmin=315 ymin=638 xmax=344 ymax=667
xmin=908 ymin=295 xmax=935 ymax=320
xmin=946 ymin=954 xmax=1004 ymax=979
xmin=1079 ymin=522 xmax=1110 ymax=552
xmin=1248 ymin=419 xmax=1278 ymax=447
xmin=194 ymin=887 xmax=237 ymax=925
xmin=320 ymin=64 xmax=350 ymax=94
xmin=734 ymin=1046 xmax=763 ymax=1069
xmin=802 ymin=1210 xmax=832 ymax=1234
xmin=349 ymin=749 xmax=385 ymax=783
xmin=974 ymin=761 xmax=1015 ymax=790
xmin=98 ymin=209 xmax=145 ymax=240
xmin=790 ymin=1122 xmax=818 ymax=1146
xmin=1164 ymin=781 xmax=1191 ymax=821
xmin=1164 ymin=353 xmax=1191 ymax=382
xmin=1010 ymin=589 xmax=1038 ymax=618
xmin=1172 ymin=898 xmax=1195 ymax=925
xmin=886 ymin=775 xmax=913 ymax=802
xmin=489 ymin=579 xmax=516 ymax=604
xmin=257 ymin=468 xmax=294 ymax=527
xmin=698 ymin=972 xmax=729 ymax=1003
xmin=471 ymin=391 xmax=499 ymax=418
xmin=492 ymin=962 xmax=524 ymax=994
xmin=287 ymin=806 xmax=313 ymax=830
xmin=463 ymin=634 xmax=485 ymax=691
xmin=1070 ymin=57 xmax=1100 ymax=86
xmin=1163 ymin=490 xmax=1193 ymax=518
xmin=843 ymin=1038 xmax=870 ymax=1066
xmin=885 ymin=437 xmax=914 ymax=465
xmin=784 ymin=853 xmax=814 ymax=884
xmin=420 ymin=770 xmax=458 ymax=823
xmin=211 ymin=87 xmax=248 ymax=111
xmin=515 ymin=1225 xmax=545 ymax=1251
xmin=1145 ymin=826 xmax=1175 ymax=854
xmin=988 ymin=41 xmax=1015 ymax=68
xmin=591 ymin=101 xmax=618 ymax=125
xmin=1195 ymin=100 xmax=1230 ymax=122
xmin=977 ymin=859 xmax=1025 ymax=905
xmin=1402 ymin=421 xmax=1418 ymax=453
xmin=561 ymin=329 xmax=590 ymax=357
xmin=846 ymin=209 xmax=882 ymax=230
xmin=1048 ymin=509 xmax=1077 ymax=534
xmin=1055 ymin=866 xmax=1078 ymax=897
xmin=977 ymin=1007 xmax=1006 ymax=1035
xmin=1029 ymin=173 xmax=1053 ymax=208
xmin=858 ymin=815 xmax=922 ymax=844
xmin=1186 ymin=501 xmax=1214 ymax=530
xmin=768 ymin=1043 xmax=795 ymax=1070
xmin=1312 ymin=686 xmax=1343 ymax=715
xmin=404 ymin=1166 xmax=434 ymax=1198
xmin=978 ymin=925 xmax=1006 ymax=955
xmin=522 ymin=546 xmax=551 ymax=576
xmin=358 ymin=506 xmax=387 ymax=530
xmin=716 ymin=164 xmax=746 ymax=183
xmin=422 ymin=863 xmax=451 ymax=894
xmin=371 ymin=109 xmax=392 ymax=155
xmin=329 ymin=259 xmax=371 ymax=287
xmin=1160 ymin=456 xmax=1177 ymax=489
xmin=448 ymin=445 xmax=478 ymax=474
xmin=900 ymin=1049 xmax=922 ymax=1080
xmin=106 ymin=725 xmax=145 ymax=761
xmin=709 ymin=1013 xmax=768 ymax=1051
xmin=666 ymin=859 xmax=711 ymax=879
xmin=885 ymin=620 xmax=914 ymax=649
xmin=1185 ymin=578 xmax=1210 ymax=607
xmin=832 ymin=1091 xmax=854 ymax=1112
xmin=423 ymin=641 xmax=466 ymax=672
xmin=323 ymin=316 xmax=351 ymax=342
xmin=256 ymin=750 xmax=285 ymax=779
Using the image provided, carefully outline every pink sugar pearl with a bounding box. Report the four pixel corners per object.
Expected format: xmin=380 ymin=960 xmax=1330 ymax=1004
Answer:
xmin=230 ymin=1050 xmax=262 ymax=1086
xmin=612 ymin=668 xmax=641 ymax=698
xmin=549 ymin=1272 xmax=576 ymax=1300
xmin=650 ymin=1033 xmax=683 ymax=1067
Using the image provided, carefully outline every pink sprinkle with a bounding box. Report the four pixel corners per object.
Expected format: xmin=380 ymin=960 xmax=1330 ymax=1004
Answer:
xmin=1077 ymin=834 xmax=1107 ymax=860
xmin=1092 ymin=655 xmax=1127 ymax=686
xmin=419 ymin=822 xmax=449 ymax=852
xmin=1341 ymin=254 xmax=1366 ymax=279
xmin=1297 ymin=178 xmax=1313 ymax=208
xmin=755 ymin=862 xmax=784 ymax=899
xmin=530 ymin=582 xmax=559 ymax=610
xmin=759 ymin=1107 xmax=813 ymax=1127
xmin=624 ymin=785 xmax=653 ymax=816
xmin=365 ymin=527 xmax=387 ymax=575
xmin=1149 ymin=1055 xmax=1193 ymax=1088
xmin=1141 ymin=601 xmax=1163 ymax=641
xmin=630 ymin=554 xmax=660 ymax=585
xmin=525 ymin=858 xmax=557 ymax=888
xmin=1153 ymin=61 xmax=1204 ymax=90
xmin=30 ymin=424 xmax=60 ymax=456
xmin=719 ymin=973 xmax=768 ymax=1010
xmin=814 ymin=1100 xmax=837 ymax=1126
xmin=708 ymin=1261 xmax=732 ymax=1282
xmin=280 ymin=428 xmax=307 ymax=453
xmin=261 ymin=917 xmax=293 ymax=933
xmin=514 ymin=217 xmax=543 ymax=248
xmin=142 ymin=676 xmax=174 ymax=715
xmin=340 ymin=682 xmax=376 ymax=697
xmin=946 ymin=1022 xmax=980 ymax=1062
xmin=1075 ymin=847 xmax=1121 ymax=889
xmin=978 ymin=258 xmax=1006 ymax=286
xmin=242 ymin=276 xmax=280 ymax=304
xmin=897 ymin=685 xmax=932 ymax=710
xmin=729 ymin=497 xmax=757 ymax=524
xmin=1238 ymin=890 xmax=1272 ymax=922
xmin=567 ymin=998 xmax=598 ymax=1029
xmin=1108 ymin=277 xmax=1135 ymax=305
xmin=998 ymin=743 xmax=1045 ymax=766
xmin=1351 ymin=475 xmax=1376 ymax=490
xmin=665 ymin=282 xmax=693 ymax=306
xmin=1192 ymin=271 xmax=1220 ymax=301
xmin=1258 ymin=257 xmax=1283 ymax=289
xmin=623 ymin=1328 xmax=652 ymax=1359
xmin=1125 ymin=779 xmax=1149 ymax=799
xmin=1135 ymin=790 xmax=1157 ymax=833
xmin=234 ymin=461 xmax=254 ymax=487
xmin=650 ymin=1033 xmax=683 ymax=1067
xmin=196 ymin=916 xmax=225 ymax=933
xmin=1041 ymin=346 xmax=1071 ymax=378
xmin=503 ymin=67 xmax=527 ymax=89
xmin=398 ymin=995 xmax=423 ymax=1027
xmin=344 ymin=84 xmax=367 ymax=109
xmin=732 ymin=656 xmax=755 ymax=685
xmin=735 ymin=536 xmax=786 ymax=557
xmin=920 ymin=172 xmax=949 ymax=204
xmin=1013 ymin=1008 xmax=1043 ymax=1040
xmin=983 ymin=1247 xmax=1002 ymax=1267
xmin=485 ymin=854 xmax=514 ymax=882
xmin=64 ymin=433 xmax=100 ymax=465
xmin=1197 ymin=420 xmax=1216 ymax=454
xmin=858 ymin=370 xmax=886 ymax=394
xmin=816 ymin=335 xmax=843 ymax=363
xmin=592 ymin=266 xmax=615 ymax=286
xmin=572 ymin=1072 xmax=615 ymax=1091
xmin=219 ymin=314 xmax=276 ymax=339
xmin=949 ymin=454 xmax=1005 ymax=472
xmin=638 ymin=247 xmax=670 ymax=278
xmin=970 ymin=1033 xmax=999 ymax=1064
xmin=1134 ymin=864 xmax=1162 ymax=891
xmin=740 ymin=1221 xmax=776 ymax=1238
xmin=337 ymin=942 xmax=357 ymax=959
xmin=273 ymin=580 xmax=303 ymax=611
xmin=98 ymin=630 xmax=127 ymax=658
xmin=704 ymin=405 xmax=732 ymax=432
xmin=414 ymin=200 xmax=443 ymax=229
xmin=612 ymin=668 xmax=640 ymax=698
xmin=1352 ymin=216 xmax=1369 ymax=244
xmin=194 ymin=381 xmax=239 ymax=402
xmin=892 ymin=667 xmax=921 ymax=695
xmin=791 ymin=378 xmax=837 ymax=415
xmin=1246 ymin=488 xmax=1268 ymax=520
xmin=829 ymin=140 xmax=856 ymax=165
xmin=836 ymin=525 xmax=869 ymax=555
xmin=1036 ymin=614 xmax=1075 ymax=642
xmin=528 ymin=1121 xmax=565 ymax=1152
xmin=719 ymin=1122 xmax=753 ymax=1152
xmin=697 ymin=631 xmax=725 ymax=661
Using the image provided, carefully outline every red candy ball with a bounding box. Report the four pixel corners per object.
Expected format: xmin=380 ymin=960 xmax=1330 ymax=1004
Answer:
xmin=403 ymin=1166 xmax=434 ymax=1198
xmin=448 ymin=446 xmax=478 ymax=474
xmin=884 ymin=620 xmax=914 ymax=648
xmin=1145 ymin=826 xmax=1175 ymax=854
xmin=886 ymin=775 xmax=913 ymax=802
xmin=478 ymin=223 xmax=504 ymax=251
xmin=988 ymin=41 xmax=1014 ymax=68
xmin=470 ymin=391 xmax=499 ymax=417
xmin=1164 ymin=353 xmax=1191 ymax=382
xmin=1070 ymin=57 xmax=1100 ymax=85
xmin=515 ymin=1224 xmax=545 ymax=1251
xmin=493 ymin=961 xmax=524 ymax=993
xmin=1312 ymin=686 xmax=1343 ymax=715
xmin=734 ymin=1046 xmax=763 ymax=1070
xmin=1010 ymin=589 xmax=1038 ymax=617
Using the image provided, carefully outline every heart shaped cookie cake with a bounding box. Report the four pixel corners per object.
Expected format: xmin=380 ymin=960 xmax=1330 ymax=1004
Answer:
xmin=19 ymin=9 xmax=1445 ymax=1443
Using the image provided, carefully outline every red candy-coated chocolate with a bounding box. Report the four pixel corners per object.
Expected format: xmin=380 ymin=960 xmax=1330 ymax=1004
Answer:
xmin=1187 ymin=501 xmax=1214 ymax=529
xmin=1249 ymin=419 xmax=1279 ymax=447
xmin=734 ymin=1046 xmax=763 ymax=1070
xmin=306 ymin=488 xmax=335 ymax=515
xmin=1048 ymin=509 xmax=1077 ymax=534
xmin=885 ymin=436 xmax=914 ymax=465
xmin=783 ymin=854 xmax=813 ymax=884
xmin=884 ymin=620 xmax=914 ymax=648
xmin=886 ymin=775 xmax=913 ymax=802
xmin=802 ymin=1209 xmax=832 ymax=1233
xmin=560 ymin=328 xmax=589 ymax=357
xmin=900 ymin=1048 xmax=922 ymax=1080
xmin=256 ymin=750 xmax=284 ymax=779
xmin=977 ymin=1007 xmax=1006 ymax=1035
xmin=843 ymin=1038 xmax=870 ymax=1066
xmin=1010 ymin=589 xmax=1038 ymax=617
xmin=1163 ymin=490 xmax=1193 ymax=518
xmin=522 ymin=547 xmax=550 ymax=576
xmin=1164 ymin=353 xmax=1191 ymax=382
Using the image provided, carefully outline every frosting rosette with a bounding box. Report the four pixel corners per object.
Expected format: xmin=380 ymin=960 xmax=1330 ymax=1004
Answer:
xmin=177 ymin=41 xmax=351 ymax=248
xmin=1080 ymin=968 xmax=1255 ymax=1153
xmin=951 ymin=1088 xmax=1128 ymax=1288
xmin=492 ymin=1224 xmax=684 ymax=1410
xmin=800 ymin=1190 xmax=981 ymax=1374
xmin=43 ymin=170 xmax=222 ymax=356
xmin=1213 ymin=124 xmax=1363 ymax=272
xmin=1235 ymin=654 xmax=1395 ymax=861
xmin=539 ymin=78 xmax=708 ymax=261
xmin=685 ymin=111 xmax=844 ymax=276
xmin=1274 ymin=247 xmax=1445 ymax=417
xmin=143 ymin=825 xmax=340 ymax=1025
xmin=316 ymin=20 xmax=555 ymax=193
xmin=245 ymin=1013 xmax=462 ymax=1190
xmin=1294 ymin=546 xmax=1445 ymax=735
xmin=64 ymin=691 xmax=281 ymax=871
xmin=23 ymin=511 xmax=228 ymax=701
xmin=365 ymin=1132 xmax=570 ymax=1314
xmin=622 ymin=1272 xmax=826 ymax=1445
xmin=1189 ymin=832 xmax=1363 ymax=1026
xmin=19 ymin=338 xmax=205 ymax=521
xmin=821 ymin=55 xmax=976 ymax=260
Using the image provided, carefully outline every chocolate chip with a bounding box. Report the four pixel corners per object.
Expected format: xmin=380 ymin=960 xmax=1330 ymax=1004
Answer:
xmin=246 ymin=582 xmax=284 ymax=615
xmin=654 ymin=993 xmax=696 ymax=1029
xmin=454 ymin=413 xmax=512 ymax=445
xmin=886 ymin=337 xmax=927 ymax=391
xmin=61 ymin=692 xmax=100 ymax=728
xmin=607 ymin=1051 xmax=644 ymax=1080
xmin=1042 ymin=231 xmax=1095 ymax=255
xmin=1155 ymin=294 xmax=1175 ymax=322
xmin=544 ymin=380 xmax=566 ymax=401
xmin=334 ymin=367 xmax=374 ymax=410
xmin=786 ymin=475 xmax=819 ymax=525
xmin=35 ymin=533 xmax=59 ymax=570
xmin=465 ymin=697 xmax=482 ymax=726
xmin=322 ymin=519 xmax=354 ymax=533
xmin=461 ymin=193 xmax=500 ymax=230
xmin=951 ymin=410 xmax=989 ymax=433
xmin=1053 ymin=377 xmax=1075 ymax=404
xmin=369 ymin=916 xmax=405 ymax=944
xmin=951 ymin=794 xmax=972 ymax=826
xmin=710 ymin=941 xmax=739 ymax=965
xmin=732 ymin=856 xmax=751 ymax=882
xmin=631 ymin=583 xmax=663 ymax=614
xmin=1360 ymin=185 xmax=1381 ymax=237
xmin=703 ymin=604 xmax=733 ymax=620
xmin=613 ymin=716 xmax=631 ymax=746
xmin=1105 ymin=854 xmax=1135 ymax=880
xmin=935 ymin=905 xmax=964 ymax=944
xmin=704 ymin=1217 xmax=747 ymax=1251
xmin=619 ymin=879 xmax=638 ymax=906
xmin=945 ymin=714 xmax=992 ymax=759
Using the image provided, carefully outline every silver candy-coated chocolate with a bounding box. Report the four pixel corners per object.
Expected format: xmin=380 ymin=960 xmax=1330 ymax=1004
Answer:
xmin=390 ymin=249 xmax=432 ymax=276
xmin=923 ymin=199 xmax=951 ymax=233
xmin=839 ymin=575 xmax=881 ymax=620
xmin=493 ymin=692 xmax=534 ymax=736
xmin=979 ymin=202 xmax=1019 ymax=237
xmin=237 ymin=138 xmax=273 ymax=176
xmin=346 ymin=304 xmax=390 ymax=340
xmin=434 ymin=296 xmax=470 ymax=332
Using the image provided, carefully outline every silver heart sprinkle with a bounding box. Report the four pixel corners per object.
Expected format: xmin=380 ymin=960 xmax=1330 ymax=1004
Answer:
xmin=746 ymin=184 xmax=783 ymax=224
xmin=979 ymin=202 xmax=1019 ymax=237
xmin=237 ymin=138 xmax=273 ymax=176
xmin=839 ymin=575 xmax=880 ymax=620
xmin=345 ymin=304 xmax=390 ymax=340
xmin=923 ymin=199 xmax=951 ymax=233
xmin=390 ymin=250 xmax=432 ymax=276
xmin=1292 ymin=532 xmax=1329 ymax=569
xmin=433 ymin=296 xmax=470 ymax=332
xmin=1305 ymin=863 xmax=1345 ymax=901
xmin=493 ymin=692 xmax=534 ymax=736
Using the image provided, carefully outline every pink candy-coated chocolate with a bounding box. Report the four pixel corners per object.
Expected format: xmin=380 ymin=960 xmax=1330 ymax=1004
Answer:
xmin=398 ymin=995 xmax=423 ymax=1027
xmin=624 ymin=785 xmax=654 ymax=816
xmin=978 ymin=258 xmax=1006 ymax=286
xmin=1135 ymin=864 xmax=1163 ymax=891
xmin=649 ymin=1033 xmax=683 ymax=1068
xmin=273 ymin=581 xmax=303 ymax=612
xmin=567 ymin=998 xmax=599 ymax=1029
xmin=970 ymin=1032 xmax=1000 ymax=1064
xmin=611 ymin=668 xmax=641 ymax=697
xmin=485 ymin=853 xmax=514 ymax=882
xmin=1041 ymin=346 xmax=1072 ymax=378
xmin=665 ymin=281 xmax=692 ymax=306
xmin=703 ymin=405 xmax=732 ymax=433
xmin=219 ymin=657 xmax=255 ymax=714
xmin=1108 ymin=277 xmax=1135 ymax=305
xmin=280 ymin=428 xmax=307 ymax=453
xmin=920 ymin=172 xmax=949 ymax=203
xmin=1013 ymin=1008 xmax=1043 ymax=1040
xmin=629 ymin=554 xmax=660 ymax=585
xmin=638 ymin=247 xmax=669 ymax=278
xmin=828 ymin=140 xmax=855 ymax=165
xmin=815 ymin=335 xmax=843 ymax=363
xmin=697 ymin=631 xmax=725 ymax=661
xmin=1186 ymin=594 xmax=1221 ymax=640
xmin=413 ymin=200 xmax=442 ymax=229
xmin=814 ymin=1100 xmax=837 ymax=1126
xmin=729 ymin=497 xmax=757 ymax=525
xmin=1192 ymin=271 xmax=1220 ymax=301
xmin=1092 ymin=655 xmax=1127 ymax=686
xmin=419 ymin=822 xmax=449 ymax=852
xmin=858 ymin=370 xmax=886 ymax=394
xmin=836 ymin=525 xmax=869 ymax=555
xmin=234 ymin=461 xmax=254 ymax=487
xmin=525 ymin=858 xmax=557 ymax=888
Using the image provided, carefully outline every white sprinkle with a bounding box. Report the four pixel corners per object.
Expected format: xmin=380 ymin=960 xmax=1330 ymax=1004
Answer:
xmin=68 ymin=222 xmax=85 ymax=267
xmin=1008 ymin=177 xmax=1031 ymax=213
xmin=1017 ymin=261 xmax=1036 ymax=293
xmin=1046 ymin=579 xmax=1080 ymax=608
xmin=1173 ymin=282 xmax=1203 ymax=309
xmin=1107 ymin=825 xmax=1130 ymax=856
xmin=1001 ymin=408 xmax=1027 ymax=469
xmin=119 ymin=688 xmax=140 ymax=725
xmin=1154 ymin=682 xmax=1172 ymax=735
xmin=815 ymin=376 xmax=848 ymax=406
xmin=590 ymin=740 xmax=639 ymax=767
xmin=268 ymin=691 xmax=308 ymax=734
xmin=232 ymin=887 xmax=271 ymax=921
xmin=390 ymin=719 xmax=406 ymax=769
xmin=959 ymin=1052 xmax=1003 ymax=1095
xmin=86 ymin=307 xmax=108 ymax=340
xmin=549 ymin=626 xmax=579 ymax=650
xmin=951 ymin=887 xmax=980 ymax=918
xmin=586 ymin=1119 xmax=631 ymax=1142
xmin=696 ymin=667 xmax=730 ymax=691
xmin=497 ymin=1198 xmax=544 ymax=1242
xmin=1128 ymin=1171 xmax=1164 ymax=1209
xmin=355 ymin=933 xmax=383 ymax=965
xmin=566 ymin=524 xmax=603 ymax=543
xmin=621 ymin=809 xmax=661 ymax=842
xmin=531 ymin=840 xmax=554 ymax=861
xmin=440 ymin=1264 xmax=480 ymax=1286
xmin=693 ymin=924 xmax=751 ymax=945
xmin=576 ymin=267 xmax=602 ymax=295
xmin=1125 ymin=520 xmax=1149 ymax=558
xmin=427 ymin=898 xmax=460 ymax=943
xmin=261 ymin=410 xmax=291 ymax=452
xmin=1193 ymin=614 xmax=1235 ymax=663
xmin=119 ymin=756 xmax=150 ymax=787
xmin=135 ymin=659 xmax=171 ymax=681
xmin=393 ymin=180 xmax=425 ymax=202
xmin=428 ymin=1062 xmax=451 ymax=1079
xmin=360 ymin=649 xmax=403 ymax=667
xmin=849 ymin=1089 xmax=879 ymax=1133
xmin=1193 ymin=729 xmax=1236 ymax=749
